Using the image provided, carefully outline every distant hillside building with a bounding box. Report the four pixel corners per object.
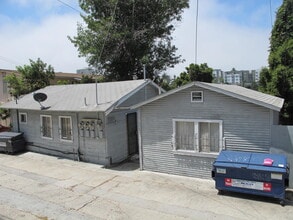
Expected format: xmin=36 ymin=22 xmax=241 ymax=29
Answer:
xmin=213 ymin=69 xmax=260 ymax=86
xmin=76 ymin=68 xmax=95 ymax=74
xmin=212 ymin=69 xmax=224 ymax=83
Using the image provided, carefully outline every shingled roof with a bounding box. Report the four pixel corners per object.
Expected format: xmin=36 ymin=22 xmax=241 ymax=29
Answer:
xmin=2 ymin=79 xmax=159 ymax=114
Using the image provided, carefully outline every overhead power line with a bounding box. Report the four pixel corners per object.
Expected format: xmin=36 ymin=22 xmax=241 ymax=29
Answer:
xmin=269 ymin=0 xmax=273 ymax=27
xmin=56 ymin=0 xmax=84 ymax=14
xmin=195 ymin=0 xmax=199 ymax=65
xmin=0 ymin=55 xmax=22 ymax=66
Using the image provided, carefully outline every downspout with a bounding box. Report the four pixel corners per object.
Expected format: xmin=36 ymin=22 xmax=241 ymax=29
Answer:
xmin=104 ymin=113 xmax=112 ymax=166
xmin=16 ymin=109 xmax=20 ymax=132
xmin=143 ymin=65 xmax=147 ymax=101
xmin=76 ymin=112 xmax=81 ymax=161
xmin=137 ymin=109 xmax=143 ymax=170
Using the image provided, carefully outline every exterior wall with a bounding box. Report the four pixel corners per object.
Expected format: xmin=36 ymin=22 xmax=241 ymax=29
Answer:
xmin=270 ymin=126 xmax=293 ymax=188
xmin=105 ymin=83 xmax=160 ymax=164
xmin=10 ymin=109 xmax=79 ymax=160
xmin=76 ymin=112 xmax=108 ymax=164
xmin=271 ymin=126 xmax=293 ymax=153
xmin=139 ymin=85 xmax=273 ymax=179
xmin=119 ymin=83 xmax=160 ymax=107
xmin=106 ymin=109 xmax=137 ymax=164
xmin=10 ymin=109 xmax=108 ymax=165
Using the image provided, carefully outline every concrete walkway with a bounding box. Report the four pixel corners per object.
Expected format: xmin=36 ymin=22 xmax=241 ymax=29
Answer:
xmin=0 ymin=152 xmax=292 ymax=220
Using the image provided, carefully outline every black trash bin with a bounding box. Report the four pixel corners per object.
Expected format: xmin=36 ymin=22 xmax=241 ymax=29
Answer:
xmin=0 ymin=132 xmax=26 ymax=154
xmin=212 ymin=150 xmax=289 ymax=205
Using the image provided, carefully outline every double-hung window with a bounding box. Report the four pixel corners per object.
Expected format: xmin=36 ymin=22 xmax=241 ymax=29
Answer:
xmin=59 ymin=116 xmax=73 ymax=141
xmin=191 ymin=91 xmax=203 ymax=102
xmin=19 ymin=113 xmax=27 ymax=124
xmin=173 ymin=119 xmax=222 ymax=154
xmin=40 ymin=115 xmax=52 ymax=139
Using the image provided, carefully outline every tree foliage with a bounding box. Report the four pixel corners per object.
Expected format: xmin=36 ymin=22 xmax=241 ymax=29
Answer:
xmin=0 ymin=108 xmax=10 ymax=120
xmin=171 ymin=63 xmax=213 ymax=88
xmin=258 ymin=67 xmax=273 ymax=94
xmin=260 ymin=0 xmax=293 ymax=124
xmin=69 ymin=0 xmax=189 ymax=81
xmin=5 ymin=58 xmax=55 ymax=98
xmin=154 ymin=73 xmax=172 ymax=91
xmin=4 ymin=73 xmax=27 ymax=98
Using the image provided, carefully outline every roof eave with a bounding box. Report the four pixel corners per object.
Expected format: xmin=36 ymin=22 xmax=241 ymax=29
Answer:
xmin=132 ymin=81 xmax=284 ymax=112
xmin=195 ymin=82 xmax=284 ymax=112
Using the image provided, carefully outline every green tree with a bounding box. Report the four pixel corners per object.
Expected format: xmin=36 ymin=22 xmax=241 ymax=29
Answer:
xmin=188 ymin=63 xmax=213 ymax=82
xmin=4 ymin=73 xmax=27 ymax=98
xmin=57 ymin=80 xmax=70 ymax=85
xmin=80 ymin=75 xmax=95 ymax=83
xmin=171 ymin=71 xmax=190 ymax=88
xmin=265 ymin=0 xmax=293 ymax=124
xmin=258 ymin=67 xmax=273 ymax=94
xmin=0 ymin=108 xmax=10 ymax=120
xmin=171 ymin=63 xmax=213 ymax=88
xmin=69 ymin=0 xmax=189 ymax=81
xmin=5 ymin=58 xmax=55 ymax=98
xmin=154 ymin=73 xmax=172 ymax=91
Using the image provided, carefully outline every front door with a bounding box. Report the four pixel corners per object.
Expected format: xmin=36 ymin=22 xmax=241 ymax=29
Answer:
xmin=127 ymin=112 xmax=138 ymax=155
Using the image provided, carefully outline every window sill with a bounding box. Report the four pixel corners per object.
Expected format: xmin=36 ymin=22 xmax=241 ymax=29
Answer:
xmin=60 ymin=139 xmax=73 ymax=143
xmin=41 ymin=136 xmax=53 ymax=140
xmin=172 ymin=150 xmax=219 ymax=158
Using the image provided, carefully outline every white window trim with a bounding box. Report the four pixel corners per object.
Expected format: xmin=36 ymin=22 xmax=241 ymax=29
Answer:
xmin=172 ymin=119 xmax=223 ymax=156
xmin=191 ymin=91 xmax=203 ymax=102
xmin=19 ymin=112 xmax=27 ymax=124
xmin=59 ymin=116 xmax=73 ymax=142
xmin=40 ymin=115 xmax=53 ymax=140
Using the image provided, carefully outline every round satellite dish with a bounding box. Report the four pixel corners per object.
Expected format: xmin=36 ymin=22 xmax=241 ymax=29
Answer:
xmin=33 ymin=93 xmax=47 ymax=102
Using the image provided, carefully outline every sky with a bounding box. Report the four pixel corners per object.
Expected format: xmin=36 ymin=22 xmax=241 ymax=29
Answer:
xmin=0 ymin=0 xmax=283 ymax=76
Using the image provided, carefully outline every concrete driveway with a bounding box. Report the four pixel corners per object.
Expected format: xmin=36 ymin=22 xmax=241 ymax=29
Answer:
xmin=0 ymin=152 xmax=292 ymax=220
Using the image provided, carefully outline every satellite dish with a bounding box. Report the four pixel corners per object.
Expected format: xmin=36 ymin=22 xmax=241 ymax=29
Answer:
xmin=33 ymin=93 xmax=47 ymax=102
xmin=33 ymin=92 xmax=50 ymax=110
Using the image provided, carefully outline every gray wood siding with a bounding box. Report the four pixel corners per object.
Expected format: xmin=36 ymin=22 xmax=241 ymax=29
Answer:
xmin=76 ymin=112 xmax=108 ymax=165
xmin=106 ymin=110 xmax=135 ymax=164
xmin=12 ymin=110 xmax=79 ymax=160
xmin=10 ymin=110 xmax=108 ymax=165
xmin=140 ymin=86 xmax=273 ymax=178
xmin=119 ymin=84 xmax=159 ymax=107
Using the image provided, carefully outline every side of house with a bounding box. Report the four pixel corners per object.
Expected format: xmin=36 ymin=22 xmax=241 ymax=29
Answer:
xmin=6 ymin=80 xmax=163 ymax=166
xmin=136 ymin=83 xmax=282 ymax=178
xmin=10 ymin=109 xmax=108 ymax=163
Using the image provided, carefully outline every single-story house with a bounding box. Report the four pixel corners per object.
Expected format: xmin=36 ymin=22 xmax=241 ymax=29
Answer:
xmin=132 ymin=81 xmax=284 ymax=178
xmin=2 ymin=79 xmax=163 ymax=165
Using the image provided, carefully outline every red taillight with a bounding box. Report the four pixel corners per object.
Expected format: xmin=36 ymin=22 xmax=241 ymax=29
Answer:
xmin=263 ymin=182 xmax=272 ymax=191
xmin=225 ymin=178 xmax=232 ymax=186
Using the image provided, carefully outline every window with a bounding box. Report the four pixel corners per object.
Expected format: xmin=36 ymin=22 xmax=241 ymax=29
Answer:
xmin=19 ymin=113 xmax=27 ymax=124
xmin=59 ymin=116 xmax=72 ymax=141
xmin=173 ymin=119 xmax=222 ymax=154
xmin=40 ymin=115 xmax=52 ymax=139
xmin=191 ymin=91 xmax=203 ymax=102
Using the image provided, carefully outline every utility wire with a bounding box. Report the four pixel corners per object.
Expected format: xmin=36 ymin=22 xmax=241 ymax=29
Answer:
xmin=97 ymin=0 xmax=119 ymax=66
xmin=195 ymin=0 xmax=199 ymax=65
xmin=0 ymin=55 xmax=22 ymax=66
xmin=95 ymin=0 xmax=119 ymax=105
xmin=269 ymin=0 xmax=273 ymax=27
xmin=56 ymin=0 xmax=84 ymax=14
